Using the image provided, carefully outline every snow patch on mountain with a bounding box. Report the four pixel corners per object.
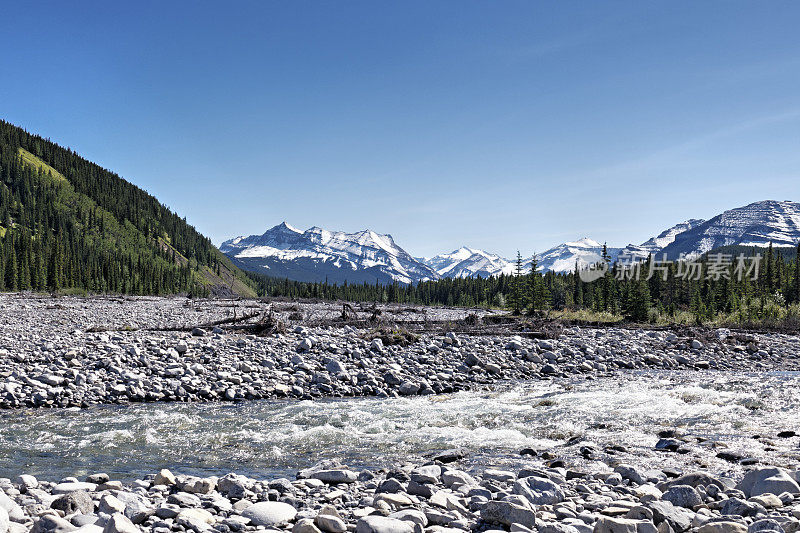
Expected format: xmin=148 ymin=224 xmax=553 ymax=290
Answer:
xmin=532 ymin=238 xmax=621 ymax=273
xmin=423 ymin=247 xmax=515 ymax=278
xmin=661 ymin=200 xmax=800 ymax=259
xmin=221 ymin=223 xmax=439 ymax=285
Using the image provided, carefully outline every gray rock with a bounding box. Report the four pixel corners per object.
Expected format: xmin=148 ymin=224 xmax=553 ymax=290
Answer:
xmin=594 ymin=516 xmax=657 ymax=533
xmin=356 ymin=516 xmax=414 ymax=533
xmin=648 ymin=500 xmax=692 ymax=532
xmin=480 ymin=500 xmax=536 ymax=529
xmin=749 ymin=519 xmax=785 ymax=533
xmin=387 ymin=510 xmax=427 ymax=528
xmin=410 ymin=465 xmax=441 ymax=484
xmin=315 ymin=514 xmax=347 ymax=533
xmin=241 ymin=501 xmax=297 ymax=527
xmin=513 ymin=476 xmax=565 ymax=505
xmin=32 ymin=515 xmax=77 ymax=533
xmin=52 ymin=482 xmax=97 ymax=494
xmin=738 ymin=468 xmax=800 ymax=497
xmin=52 ymin=491 xmax=94 ymax=515
xmin=662 ymin=485 xmax=702 ymax=508
xmin=102 ymin=514 xmax=137 ymax=533
xmin=720 ymin=498 xmax=766 ymax=517
xmin=311 ymin=470 xmax=358 ymax=484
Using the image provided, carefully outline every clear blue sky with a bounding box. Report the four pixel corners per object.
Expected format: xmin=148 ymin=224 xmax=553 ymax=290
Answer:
xmin=2 ymin=1 xmax=799 ymax=258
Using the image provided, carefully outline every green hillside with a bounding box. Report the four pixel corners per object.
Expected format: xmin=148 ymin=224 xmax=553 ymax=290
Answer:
xmin=0 ymin=119 xmax=255 ymax=297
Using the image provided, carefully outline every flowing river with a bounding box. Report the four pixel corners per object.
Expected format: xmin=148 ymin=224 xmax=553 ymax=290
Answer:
xmin=1 ymin=371 xmax=798 ymax=481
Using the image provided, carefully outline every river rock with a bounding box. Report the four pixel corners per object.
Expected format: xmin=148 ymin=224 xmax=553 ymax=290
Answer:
xmin=738 ymin=468 xmax=800 ymax=497
xmin=102 ymin=514 xmax=137 ymax=533
xmin=52 ymin=482 xmax=97 ymax=494
xmin=513 ymin=476 xmax=565 ymax=505
xmin=294 ymin=519 xmax=323 ymax=533
xmin=241 ymin=501 xmax=297 ymax=527
xmin=315 ymin=514 xmax=347 ymax=533
xmin=153 ymin=469 xmax=176 ymax=486
xmin=594 ymin=516 xmax=657 ymax=533
xmin=32 ymin=515 xmax=77 ymax=533
xmin=311 ymin=470 xmax=358 ymax=484
xmin=480 ymin=500 xmax=536 ymax=528
xmin=52 ymin=491 xmax=94 ymax=515
xmin=697 ymin=522 xmax=747 ymax=533
xmin=662 ymin=485 xmax=702 ymax=508
xmin=356 ymin=516 xmax=415 ymax=533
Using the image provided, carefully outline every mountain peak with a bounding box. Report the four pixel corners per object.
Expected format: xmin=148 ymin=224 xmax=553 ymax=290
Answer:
xmin=222 ymin=222 xmax=438 ymax=285
xmin=274 ymin=221 xmax=302 ymax=234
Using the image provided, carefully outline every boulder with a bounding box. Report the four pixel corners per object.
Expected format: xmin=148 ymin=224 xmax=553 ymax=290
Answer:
xmin=513 ymin=476 xmax=565 ymax=505
xmin=32 ymin=515 xmax=77 ymax=533
xmin=356 ymin=516 xmax=415 ymax=533
xmin=52 ymin=491 xmax=94 ymax=515
xmin=738 ymin=468 xmax=800 ymax=498
xmin=102 ymin=514 xmax=137 ymax=533
xmin=593 ymin=516 xmax=657 ymax=533
xmin=480 ymin=500 xmax=536 ymax=529
xmin=661 ymin=485 xmax=702 ymax=508
xmin=697 ymin=522 xmax=747 ymax=533
xmin=241 ymin=501 xmax=297 ymax=527
xmin=153 ymin=469 xmax=176 ymax=486
xmin=311 ymin=470 xmax=358 ymax=484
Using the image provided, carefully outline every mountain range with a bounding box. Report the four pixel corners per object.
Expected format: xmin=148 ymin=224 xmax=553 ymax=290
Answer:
xmin=222 ymin=200 xmax=800 ymax=285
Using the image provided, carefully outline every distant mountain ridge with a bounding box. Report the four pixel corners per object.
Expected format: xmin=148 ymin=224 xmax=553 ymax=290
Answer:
xmin=221 ymin=223 xmax=439 ymax=285
xmin=422 ymin=247 xmax=515 ymax=279
xmin=660 ymin=200 xmax=800 ymax=259
xmin=222 ymin=200 xmax=800 ymax=284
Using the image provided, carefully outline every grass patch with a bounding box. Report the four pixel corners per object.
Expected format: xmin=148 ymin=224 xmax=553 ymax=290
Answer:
xmin=18 ymin=148 xmax=68 ymax=184
xmin=549 ymin=309 xmax=624 ymax=323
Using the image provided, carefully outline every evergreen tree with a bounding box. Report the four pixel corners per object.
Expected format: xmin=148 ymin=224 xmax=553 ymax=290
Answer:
xmin=509 ymin=251 xmax=524 ymax=314
xmin=794 ymin=242 xmax=800 ymax=303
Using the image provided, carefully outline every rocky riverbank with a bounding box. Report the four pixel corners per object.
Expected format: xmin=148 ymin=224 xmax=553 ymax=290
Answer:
xmin=1 ymin=451 xmax=799 ymax=533
xmin=1 ymin=295 xmax=800 ymax=408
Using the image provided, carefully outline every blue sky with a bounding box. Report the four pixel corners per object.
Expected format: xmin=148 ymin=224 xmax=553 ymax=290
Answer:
xmin=2 ymin=1 xmax=799 ymax=258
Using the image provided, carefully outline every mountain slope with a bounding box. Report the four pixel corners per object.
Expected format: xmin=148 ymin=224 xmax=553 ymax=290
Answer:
xmin=661 ymin=200 xmax=800 ymax=259
xmin=617 ymin=219 xmax=706 ymax=260
xmin=0 ymin=119 xmax=254 ymax=296
xmin=533 ymin=238 xmax=621 ymax=273
xmin=422 ymin=247 xmax=514 ymax=278
xmin=222 ymin=223 xmax=440 ymax=285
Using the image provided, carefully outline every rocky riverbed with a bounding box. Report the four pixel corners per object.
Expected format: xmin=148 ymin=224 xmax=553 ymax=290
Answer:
xmin=2 ymin=295 xmax=800 ymax=533
xmin=1 ymin=295 xmax=799 ymax=409
xmin=1 ymin=452 xmax=799 ymax=533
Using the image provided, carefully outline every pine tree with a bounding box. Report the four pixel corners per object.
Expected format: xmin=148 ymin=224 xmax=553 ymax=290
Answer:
xmin=4 ymin=242 xmax=18 ymax=290
xmin=793 ymin=242 xmax=800 ymax=303
xmin=509 ymin=251 xmax=524 ymax=314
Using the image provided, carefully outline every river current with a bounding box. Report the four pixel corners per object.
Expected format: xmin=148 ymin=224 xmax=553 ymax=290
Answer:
xmin=1 ymin=371 xmax=798 ymax=481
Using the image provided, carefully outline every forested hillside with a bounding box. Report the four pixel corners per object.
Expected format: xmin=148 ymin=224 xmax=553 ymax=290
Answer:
xmin=0 ymin=120 xmax=255 ymax=296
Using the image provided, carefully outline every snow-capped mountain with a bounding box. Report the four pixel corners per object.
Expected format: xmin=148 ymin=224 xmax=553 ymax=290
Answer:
xmin=221 ymin=222 xmax=439 ymax=285
xmin=660 ymin=200 xmax=800 ymax=259
xmin=532 ymin=238 xmax=622 ymax=273
xmin=422 ymin=247 xmax=514 ymax=278
xmin=222 ymin=201 xmax=800 ymax=284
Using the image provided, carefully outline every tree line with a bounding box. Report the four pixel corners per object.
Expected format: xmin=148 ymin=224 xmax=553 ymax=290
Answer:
xmin=246 ymin=242 xmax=800 ymax=324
